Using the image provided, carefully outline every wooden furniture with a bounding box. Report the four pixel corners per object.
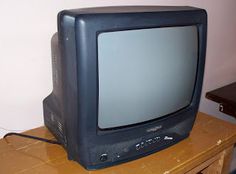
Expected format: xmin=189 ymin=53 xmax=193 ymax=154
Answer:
xmin=1 ymin=112 xmax=236 ymax=174
xmin=206 ymin=82 xmax=236 ymax=118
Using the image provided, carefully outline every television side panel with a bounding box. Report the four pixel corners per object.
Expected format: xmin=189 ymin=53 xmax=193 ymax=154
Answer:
xmin=43 ymin=33 xmax=66 ymax=144
xmin=57 ymin=12 xmax=90 ymax=164
xmin=44 ymin=11 xmax=91 ymax=166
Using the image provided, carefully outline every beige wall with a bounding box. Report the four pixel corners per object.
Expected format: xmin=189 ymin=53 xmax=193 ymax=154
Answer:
xmin=1 ymin=0 xmax=236 ymax=168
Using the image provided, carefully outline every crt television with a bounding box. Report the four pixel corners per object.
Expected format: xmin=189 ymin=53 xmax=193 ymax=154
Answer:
xmin=43 ymin=6 xmax=207 ymax=170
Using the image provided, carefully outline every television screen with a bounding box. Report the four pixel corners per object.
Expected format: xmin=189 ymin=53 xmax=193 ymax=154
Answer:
xmin=98 ymin=26 xmax=198 ymax=129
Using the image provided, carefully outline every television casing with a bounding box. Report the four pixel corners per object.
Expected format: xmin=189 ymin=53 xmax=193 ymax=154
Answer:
xmin=43 ymin=6 xmax=207 ymax=170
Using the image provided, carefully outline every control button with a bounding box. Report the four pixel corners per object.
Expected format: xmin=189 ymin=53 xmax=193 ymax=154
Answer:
xmin=164 ymin=136 xmax=173 ymax=140
xmin=140 ymin=142 xmax=145 ymax=148
xmin=147 ymin=139 xmax=152 ymax=144
xmin=136 ymin=144 xmax=141 ymax=150
xmin=100 ymin=154 xmax=108 ymax=162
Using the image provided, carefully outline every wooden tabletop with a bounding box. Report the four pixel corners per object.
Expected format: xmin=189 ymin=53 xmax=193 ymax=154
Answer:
xmin=1 ymin=112 xmax=236 ymax=174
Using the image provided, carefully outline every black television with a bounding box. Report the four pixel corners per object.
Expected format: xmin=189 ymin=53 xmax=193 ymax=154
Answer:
xmin=43 ymin=6 xmax=207 ymax=170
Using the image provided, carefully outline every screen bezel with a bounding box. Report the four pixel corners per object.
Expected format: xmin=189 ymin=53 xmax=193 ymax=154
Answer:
xmin=96 ymin=25 xmax=200 ymax=131
xmin=74 ymin=10 xmax=207 ymax=140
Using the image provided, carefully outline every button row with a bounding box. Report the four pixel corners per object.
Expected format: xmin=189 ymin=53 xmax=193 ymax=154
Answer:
xmin=136 ymin=136 xmax=161 ymax=150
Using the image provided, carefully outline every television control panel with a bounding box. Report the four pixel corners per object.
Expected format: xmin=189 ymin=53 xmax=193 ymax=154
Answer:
xmin=135 ymin=135 xmax=174 ymax=151
xmin=92 ymin=134 xmax=177 ymax=166
xmin=135 ymin=136 xmax=161 ymax=150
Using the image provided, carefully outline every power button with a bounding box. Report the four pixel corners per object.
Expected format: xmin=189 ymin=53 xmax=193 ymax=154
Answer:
xmin=100 ymin=154 xmax=108 ymax=162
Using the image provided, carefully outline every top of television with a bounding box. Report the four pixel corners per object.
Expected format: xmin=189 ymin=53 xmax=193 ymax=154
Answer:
xmin=61 ymin=6 xmax=203 ymax=15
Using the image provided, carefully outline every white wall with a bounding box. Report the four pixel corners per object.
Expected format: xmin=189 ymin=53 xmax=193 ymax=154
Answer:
xmin=1 ymin=0 xmax=236 ymax=169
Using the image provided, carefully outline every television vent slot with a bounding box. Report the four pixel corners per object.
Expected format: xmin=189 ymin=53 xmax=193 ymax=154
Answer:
xmin=57 ymin=121 xmax=63 ymax=134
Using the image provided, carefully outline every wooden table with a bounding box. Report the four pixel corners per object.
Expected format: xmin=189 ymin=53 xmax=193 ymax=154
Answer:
xmin=206 ymin=82 xmax=236 ymax=118
xmin=1 ymin=112 xmax=236 ymax=174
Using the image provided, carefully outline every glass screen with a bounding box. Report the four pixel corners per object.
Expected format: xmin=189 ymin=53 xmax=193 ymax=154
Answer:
xmin=98 ymin=26 xmax=198 ymax=129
